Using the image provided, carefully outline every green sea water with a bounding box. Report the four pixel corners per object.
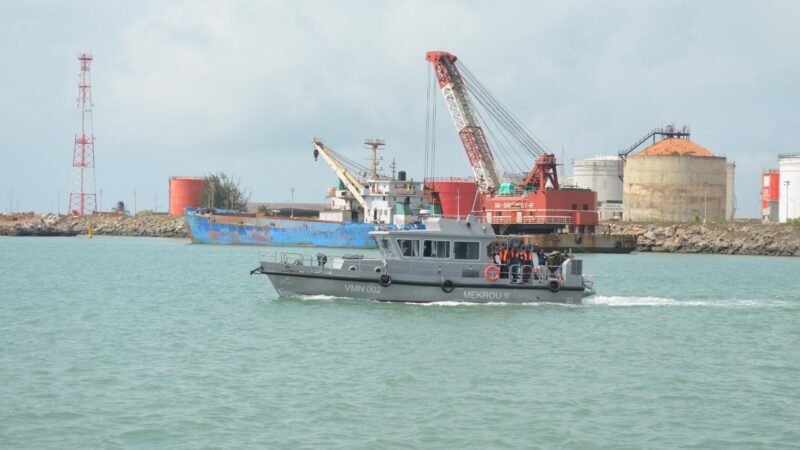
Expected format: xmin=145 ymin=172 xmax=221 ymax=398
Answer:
xmin=1 ymin=236 xmax=798 ymax=449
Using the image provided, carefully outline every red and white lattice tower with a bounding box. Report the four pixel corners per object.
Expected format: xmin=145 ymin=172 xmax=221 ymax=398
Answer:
xmin=69 ymin=53 xmax=97 ymax=215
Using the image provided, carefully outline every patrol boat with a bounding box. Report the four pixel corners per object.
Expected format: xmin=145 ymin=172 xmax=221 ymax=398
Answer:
xmin=251 ymin=215 xmax=595 ymax=304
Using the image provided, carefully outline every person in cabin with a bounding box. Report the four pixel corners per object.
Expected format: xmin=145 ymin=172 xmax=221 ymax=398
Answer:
xmin=402 ymin=240 xmax=413 ymax=257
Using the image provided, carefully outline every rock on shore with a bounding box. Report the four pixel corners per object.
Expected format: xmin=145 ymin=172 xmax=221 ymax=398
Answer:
xmin=0 ymin=213 xmax=188 ymax=238
xmin=606 ymin=222 xmax=800 ymax=257
xmin=3 ymin=213 xmax=798 ymax=257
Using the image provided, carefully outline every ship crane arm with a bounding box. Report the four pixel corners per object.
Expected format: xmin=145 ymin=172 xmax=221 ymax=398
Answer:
xmin=311 ymin=138 xmax=367 ymax=209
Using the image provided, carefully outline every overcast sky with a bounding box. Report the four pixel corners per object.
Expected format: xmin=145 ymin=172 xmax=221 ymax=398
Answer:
xmin=1 ymin=0 xmax=798 ymax=217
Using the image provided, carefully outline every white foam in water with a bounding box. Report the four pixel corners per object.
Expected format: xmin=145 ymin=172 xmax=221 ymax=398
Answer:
xmin=296 ymin=294 xmax=353 ymax=301
xmin=415 ymin=300 xmax=559 ymax=307
xmin=586 ymin=296 xmax=794 ymax=308
xmin=586 ymin=296 xmax=704 ymax=307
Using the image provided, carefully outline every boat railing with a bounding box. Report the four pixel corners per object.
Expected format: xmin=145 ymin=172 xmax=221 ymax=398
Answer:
xmin=260 ymin=251 xmax=384 ymax=275
xmin=259 ymin=251 xmax=334 ymax=274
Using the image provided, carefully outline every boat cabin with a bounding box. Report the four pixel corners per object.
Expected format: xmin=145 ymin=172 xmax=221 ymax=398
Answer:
xmin=372 ymin=216 xmax=496 ymax=263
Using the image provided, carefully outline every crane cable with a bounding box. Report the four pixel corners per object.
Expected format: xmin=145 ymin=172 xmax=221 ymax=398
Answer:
xmin=424 ymin=67 xmax=437 ymax=181
xmin=458 ymin=62 xmax=550 ymax=165
xmin=460 ymin=63 xmax=545 ymax=156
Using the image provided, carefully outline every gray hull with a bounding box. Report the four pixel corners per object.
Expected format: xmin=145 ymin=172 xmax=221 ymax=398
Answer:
xmin=264 ymin=271 xmax=588 ymax=304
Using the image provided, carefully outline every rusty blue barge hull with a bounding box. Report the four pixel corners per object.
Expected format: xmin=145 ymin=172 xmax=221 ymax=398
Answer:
xmin=185 ymin=208 xmax=379 ymax=248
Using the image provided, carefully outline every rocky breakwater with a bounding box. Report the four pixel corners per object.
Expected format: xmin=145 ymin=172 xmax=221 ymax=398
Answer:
xmin=605 ymin=222 xmax=800 ymax=257
xmin=0 ymin=213 xmax=188 ymax=238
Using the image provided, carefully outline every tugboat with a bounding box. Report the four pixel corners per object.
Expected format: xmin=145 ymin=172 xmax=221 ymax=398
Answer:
xmin=251 ymin=215 xmax=595 ymax=304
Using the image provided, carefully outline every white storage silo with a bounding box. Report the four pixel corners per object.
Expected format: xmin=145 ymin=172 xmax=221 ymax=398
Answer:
xmin=572 ymin=156 xmax=623 ymax=220
xmin=778 ymin=154 xmax=800 ymax=223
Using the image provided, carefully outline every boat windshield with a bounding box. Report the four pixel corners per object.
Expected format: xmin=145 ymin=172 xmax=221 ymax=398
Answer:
xmin=379 ymin=238 xmax=397 ymax=257
xmin=396 ymin=239 xmax=419 ymax=257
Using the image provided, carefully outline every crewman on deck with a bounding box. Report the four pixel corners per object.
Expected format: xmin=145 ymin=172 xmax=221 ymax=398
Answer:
xmin=510 ymin=245 xmax=521 ymax=282
xmin=499 ymin=243 xmax=509 ymax=279
xmin=522 ymin=245 xmax=533 ymax=282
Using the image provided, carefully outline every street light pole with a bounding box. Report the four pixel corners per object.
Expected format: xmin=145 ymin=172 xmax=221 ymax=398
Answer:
xmin=290 ymin=188 xmax=295 ymax=218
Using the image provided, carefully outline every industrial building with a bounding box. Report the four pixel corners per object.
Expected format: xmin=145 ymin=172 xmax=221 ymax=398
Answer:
xmin=778 ymin=154 xmax=800 ymax=223
xmin=572 ymin=156 xmax=623 ymax=220
xmin=621 ymin=129 xmax=733 ymax=223
xmin=762 ymin=170 xmax=780 ymax=222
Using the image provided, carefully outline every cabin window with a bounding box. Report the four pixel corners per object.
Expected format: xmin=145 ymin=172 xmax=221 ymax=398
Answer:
xmin=454 ymin=241 xmax=480 ymax=260
xmin=397 ymin=239 xmax=419 ymax=257
xmin=379 ymin=239 xmax=397 ymax=257
xmin=423 ymin=240 xmax=450 ymax=259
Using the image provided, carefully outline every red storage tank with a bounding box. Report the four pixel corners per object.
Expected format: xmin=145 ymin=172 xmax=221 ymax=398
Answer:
xmin=426 ymin=178 xmax=480 ymax=219
xmin=169 ymin=176 xmax=205 ymax=216
xmin=762 ymin=170 xmax=780 ymax=208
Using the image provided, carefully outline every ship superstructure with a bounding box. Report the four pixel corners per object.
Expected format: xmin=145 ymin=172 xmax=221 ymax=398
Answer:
xmin=313 ymin=138 xmax=428 ymax=227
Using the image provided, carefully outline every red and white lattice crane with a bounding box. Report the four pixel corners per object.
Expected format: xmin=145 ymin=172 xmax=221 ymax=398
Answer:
xmin=425 ymin=51 xmax=596 ymax=234
xmin=425 ymin=51 xmax=501 ymax=193
xmin=425 ymin=51 xmax=560 ymax=195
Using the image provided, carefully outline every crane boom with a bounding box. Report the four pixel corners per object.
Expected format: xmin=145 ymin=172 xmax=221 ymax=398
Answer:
xmin=312 ymin=138 xmax=366 ymax=209
xmin=426 ymin=51 xmax=500 ymax=193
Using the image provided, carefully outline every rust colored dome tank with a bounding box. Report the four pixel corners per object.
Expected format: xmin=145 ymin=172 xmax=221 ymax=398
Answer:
xmin=426 ymin=178 xmax=479 ymax=219
xmin=635 ymin=138 xmax=714 ymax=157
xmin=169 ymin=177 xmax=205 ymax=216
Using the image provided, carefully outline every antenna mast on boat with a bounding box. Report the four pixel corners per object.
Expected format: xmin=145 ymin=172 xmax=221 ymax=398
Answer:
xmin=364 ymin=138 xmax=385 ymax=179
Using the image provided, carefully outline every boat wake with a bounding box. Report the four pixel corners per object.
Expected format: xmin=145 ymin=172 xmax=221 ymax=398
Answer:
xmin=289 ymin=294 xmax=795 ymax=309
xmin=586 ymin=295 xmax=796 ymax=309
